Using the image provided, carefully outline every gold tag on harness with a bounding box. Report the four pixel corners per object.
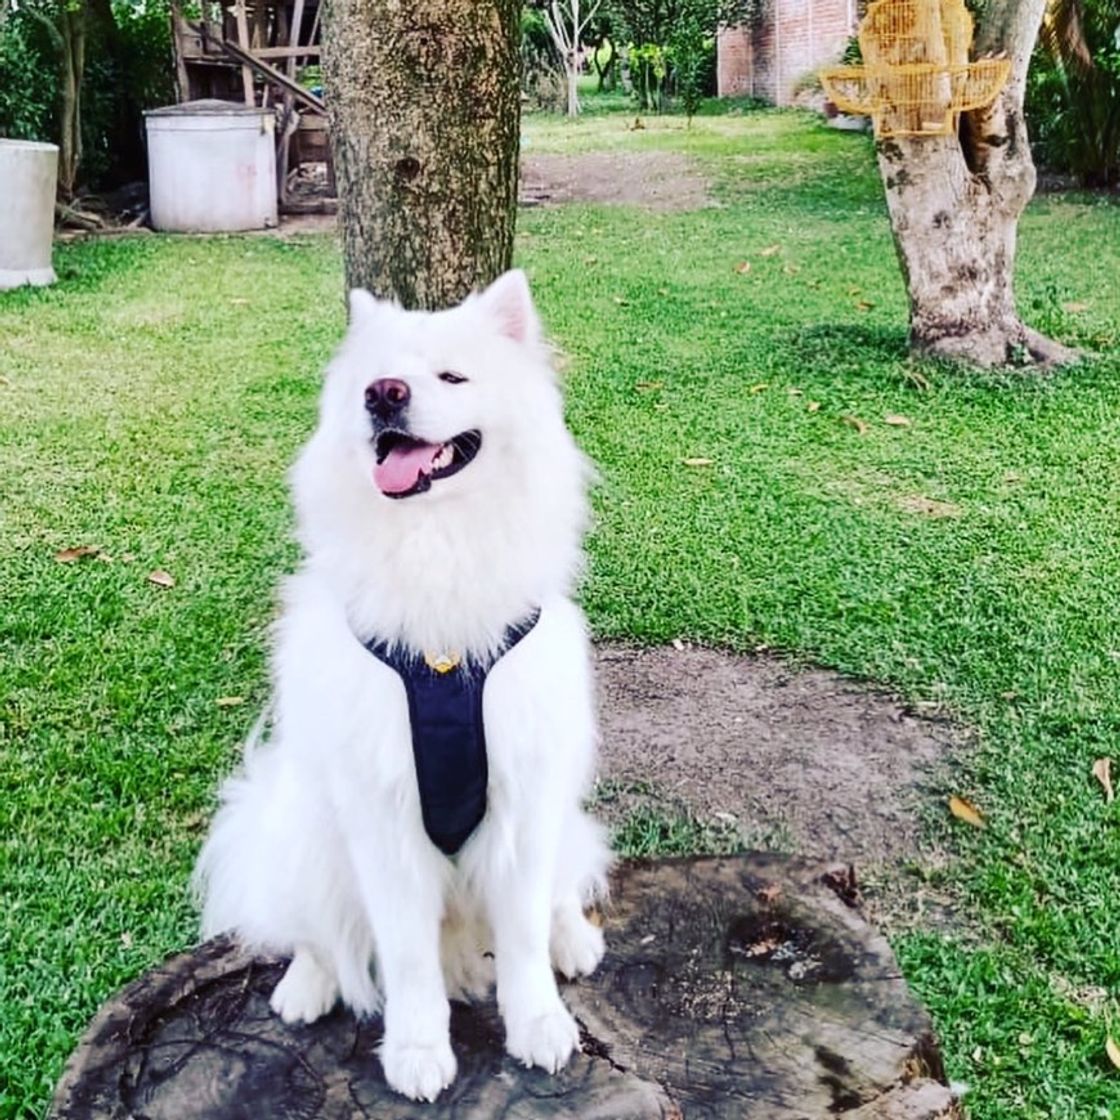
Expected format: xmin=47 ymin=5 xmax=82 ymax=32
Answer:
xmin=423 ymin=651 xmax=462 ymax=674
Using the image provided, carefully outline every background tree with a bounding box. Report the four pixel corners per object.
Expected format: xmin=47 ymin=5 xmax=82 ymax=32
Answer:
xmin=544 ymin=0 xmax=603 ymax=115
xmin=0 ymin=0 xmax=172 ymax=192
xmin=876 ymin=0 xmax=1079 ymax=367
xmin=1028 ymin=0 xmax=1120 ymax=186
xmin=610 ymin=0 xmax=762 ymax=111
xmin=587 ymin=9 xmax=618 ymax=89
xmin=322 ymin=0 xmax=521 ymax=309
xmin=521 ymin=3 xmax=566 ymax=108
xmin=666 ymin=5 xmax=716 ymax=121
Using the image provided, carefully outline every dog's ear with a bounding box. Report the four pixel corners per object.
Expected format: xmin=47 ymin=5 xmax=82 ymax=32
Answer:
xmin=347 ymin=288 xmax=386 ymax=323
xmin=477 ymin=269 xmax=540 ymax=346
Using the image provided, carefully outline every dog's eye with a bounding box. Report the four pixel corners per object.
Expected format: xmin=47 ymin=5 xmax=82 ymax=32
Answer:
xmin=438 ymin=371 xmax=468 ymax=385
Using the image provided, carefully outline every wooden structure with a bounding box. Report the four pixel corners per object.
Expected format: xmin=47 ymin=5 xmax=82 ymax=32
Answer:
xmin=51 ymin=856 xmax=959 ymax=1119
xmin=819 ymin=0 xmax=1010 ymax=137
xmin=169 ymin=0 xmax=334 ymax=208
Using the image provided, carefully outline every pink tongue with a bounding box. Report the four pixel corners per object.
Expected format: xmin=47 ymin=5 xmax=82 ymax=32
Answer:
xmin=374 ymin=441 xmax=443 ymax=494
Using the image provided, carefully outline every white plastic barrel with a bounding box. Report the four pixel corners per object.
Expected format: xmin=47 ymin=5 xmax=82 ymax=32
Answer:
xmin=0 ymin=139 xmax=59 ymax=290
xmin=145 ymin=100 xmax=277 ymax=233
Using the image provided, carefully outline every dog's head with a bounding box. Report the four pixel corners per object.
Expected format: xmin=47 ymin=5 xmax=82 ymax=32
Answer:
xmin=314 ymin=269 xmax=559 ymax=503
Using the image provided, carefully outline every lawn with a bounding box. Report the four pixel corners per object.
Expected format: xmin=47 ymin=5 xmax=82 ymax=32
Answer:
xmin=3 ymin=106 xmax=1120 ymax=1119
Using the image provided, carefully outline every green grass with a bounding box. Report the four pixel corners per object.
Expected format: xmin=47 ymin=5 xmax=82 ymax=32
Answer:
xmin=3 ymin=109 xmax=1120 ymax=1118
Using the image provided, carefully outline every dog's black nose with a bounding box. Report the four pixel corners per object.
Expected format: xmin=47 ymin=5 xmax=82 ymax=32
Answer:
xmin=365 ymin=378 xmax=410 ymax=420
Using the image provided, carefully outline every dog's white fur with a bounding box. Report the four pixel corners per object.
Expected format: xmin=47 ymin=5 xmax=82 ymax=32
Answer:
xmin=193 ymin=271 xmax=611 ymax=1101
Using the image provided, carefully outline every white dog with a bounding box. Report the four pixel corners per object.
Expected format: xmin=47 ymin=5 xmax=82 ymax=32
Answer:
xmin=193 ymin=270 xmax=611 ymax=1101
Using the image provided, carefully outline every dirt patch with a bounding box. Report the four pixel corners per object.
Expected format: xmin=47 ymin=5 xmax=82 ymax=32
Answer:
xmin=896 ymin=495 xmax=963 ymax=518
xmin=594 ymin=644 xmax=961 ymax=877
xmin=520 ymin=151 xmax=712 ymax=212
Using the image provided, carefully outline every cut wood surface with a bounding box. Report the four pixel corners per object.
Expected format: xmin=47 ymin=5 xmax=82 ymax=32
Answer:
xmin=50 ymin=855 xmax=959 ymax=1119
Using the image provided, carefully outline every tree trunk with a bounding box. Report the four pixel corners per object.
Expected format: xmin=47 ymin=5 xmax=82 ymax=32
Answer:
xmin=321 ymin=0 xmax=521 ymax=310
xmin=876 ymin=0 xmax=1078 ymax=368
xmin=57 ymin=3 xmax=86 ymax=197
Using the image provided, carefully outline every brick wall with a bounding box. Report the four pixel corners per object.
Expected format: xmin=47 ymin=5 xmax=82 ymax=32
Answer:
xmin=718 ymin=0 xmax=855 ymax=106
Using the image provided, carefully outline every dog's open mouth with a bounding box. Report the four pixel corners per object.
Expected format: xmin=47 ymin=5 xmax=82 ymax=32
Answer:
xmin=372 ymin=429 xmax=482 ymax=498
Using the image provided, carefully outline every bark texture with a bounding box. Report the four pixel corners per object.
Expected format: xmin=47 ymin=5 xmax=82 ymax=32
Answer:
xmin=877 ymin=0 xmax=1078 ymax=368
xmin=321 ymin=0 xmax=521 ymax=309
xmin=50 ymin=856 xmax=960 ymax=1119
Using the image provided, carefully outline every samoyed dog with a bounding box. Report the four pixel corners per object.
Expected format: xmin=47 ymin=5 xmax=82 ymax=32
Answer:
xmin=193 ymin=270 xmax=611 ymax=1102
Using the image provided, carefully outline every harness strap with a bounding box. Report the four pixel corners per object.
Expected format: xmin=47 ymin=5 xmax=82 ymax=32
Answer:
xmin=364 ymin=610 xmax=541 ymax=855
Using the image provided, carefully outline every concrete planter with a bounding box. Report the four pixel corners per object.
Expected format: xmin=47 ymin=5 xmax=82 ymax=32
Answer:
xmin=145 ymin=100 xmax=277 ymax=233
xmin=0 ymin=139 xmax=59 ymax=290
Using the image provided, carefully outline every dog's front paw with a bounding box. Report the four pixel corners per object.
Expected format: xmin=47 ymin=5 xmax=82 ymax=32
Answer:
xmin=504 ymin=1002 xmax=580 ymax=1073
xmin=551 ymin=911 xmax=605 ymax=980
xmin=381 ymin=1037 xmax=457 ymax=1101
xmin=270 ymin=950 xmax=339 ymax=1025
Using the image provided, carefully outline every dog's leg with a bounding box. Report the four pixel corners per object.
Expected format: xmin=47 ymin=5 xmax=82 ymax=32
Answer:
xmin=486 ymin=836 xmax=581 ymax=1073
xmin=549 ymin=808 xmax=610 ymax=980
xmin=271 ymin=946 xmax=339 ymax=1024
xmin=357 ymin=856 xmax=456 ymax=1101
xmin=550 ymin=899 xmax=605 ymax=980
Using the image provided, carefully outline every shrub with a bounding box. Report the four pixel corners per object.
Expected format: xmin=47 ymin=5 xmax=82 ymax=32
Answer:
xmin=0 ymin=7 xmax=56 ymax=142
xmin=1027 ymin=0 xmax=1120 ymax=187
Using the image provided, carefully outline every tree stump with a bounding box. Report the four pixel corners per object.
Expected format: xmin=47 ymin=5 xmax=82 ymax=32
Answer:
xmin=51 ymin=856 xmax=959 ymax=1119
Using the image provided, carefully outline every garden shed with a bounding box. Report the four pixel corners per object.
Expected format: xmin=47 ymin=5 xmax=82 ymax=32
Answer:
xmin=168 ymin=0 xmax=333 ymax=206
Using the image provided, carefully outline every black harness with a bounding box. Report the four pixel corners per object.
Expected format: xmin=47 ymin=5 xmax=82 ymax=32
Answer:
xmin=363 ymin=610 xmax=541 ymax=856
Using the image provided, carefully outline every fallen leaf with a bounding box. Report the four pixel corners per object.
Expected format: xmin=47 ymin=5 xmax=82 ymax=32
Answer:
xmin=742 ymin=937 xmax=782 ymax=957
xmin=120 ymin=931 xmax=133 ymax=949
xmin=903 ymin=367 xmax=931 ymax=391
xmin=806 ymin=400 xmax=821 ymax=413
xmin=948 ymin=794 xmax=986 ymax=828
xmin=55 ymin=546 xmax=103 ymax=563
xmin=1092 ymin=757 xmax=1114 ymax=803
xmin=0 ymin=375 xmax=11 ymax=387
xmin=783 ymin=263 xmax=800 ymax=275
xmin=883 ymin=413 xmax=911 ymax=427
xmin=582 ymin=255 xmax=598 ymax=265
xmin=821 ymin=863 xmax=860 ymax=907
xmin=682 ymin=457 xmax=714 ymax=467
xmin=657 ymin=287 xmax=669 ymax=296
xmin=848 ymin=285 xmax=862 ymax=296
xmin=215 ymin=696 xmax=245 ymax=708
xmin=147 ymin=569 xmax=176 ymax=589
xmin=734 ymin=260 xmax=752 ymax=274
xmin=856 ymin=299 xmax=875 ymax=312
xmin=749 ymin=382 xmax=770 ymax=393
xmin=671 ymin=638 xmax=685 ymax=651
xmin=841 ymin=414 xmax=869 ymax=435
xmin=760 ymin=244 xmax=781 ymax=257
xmin=1106 ymin=1037 xmax=1120 ymax=1070
xmin=230 ymin=297 xmax=250 ymax=306
xmin=756 ymin=882 xmax=782 ymax=903
xmin=612 ymin=295 xmax=628 ymax=306
xmin=788 ymin=387 xmax=803 ymax=396
xmin=1003 ymin=470 xmax=1021 ymax=483
xmin=635 ymin=380 xmax=664 ymax=391
xmin=1061 ymin=301 xmax=1090 ymax=313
